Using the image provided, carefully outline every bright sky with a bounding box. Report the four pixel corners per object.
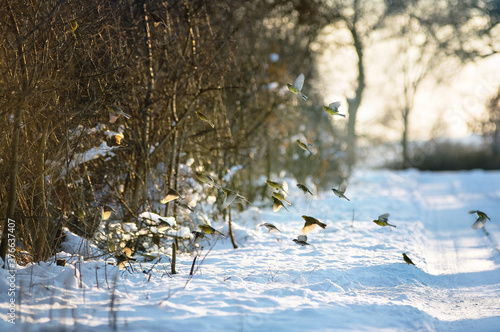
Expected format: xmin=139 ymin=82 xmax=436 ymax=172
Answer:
xmin=315 ymin=30 xmax=500 ymax=143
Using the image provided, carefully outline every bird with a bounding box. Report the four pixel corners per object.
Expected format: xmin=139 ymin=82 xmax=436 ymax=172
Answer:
xmin=221 ymin=188 xmax=250 ymax=209
xmin=266 ymin=180 xmax=288 ymax=195
xmin=98 ymin=204 xmax=114 ymax=221
xmin=195 ymin=171 xmax=221 ymax=189
xmin=273 ymin=192 xmax=291 ymax=205
xmin=297 ymin=183 xmax=313 ymax=195
xmin=259 ymin=223 xmax=281 ymax=233
xmin=198 ymin=224 xmax=226 ymax=238
xmin=70 ymin=20 xmax=78 ymax=32
xmin=107 ymin=105 xmax=131 ymax=124
xmin=287 ymin=73 xmax=308 ymax=101
xmin=332 ymin=180 xmax=350 ymax=201
xmin=402 ymin=253 xmax=415 ymax=265
xmin=115 ymin=247 xmax=136 ymax=270
xmin=160 ymin=187 xmax=183 ymax=204
xmin=174 ymin=200 xmax=194 ymax=212
xmin=469 ymin=210 xmax=491 ymax=229
xmin=191 ymin=231 xmax=205 ymax=245
xmin=272 ymin=196 xmax=289 ymax=212
xmin=106 ymin=133 xmax=125 ymax=147
xmin=196 ymin=111 xmax=215 ymax=128
xmin=296 ymin=139 xmax=314 ymax=155
xmin=373 ymin=213 xmax=396 ymax=227
xmin=156 ymin=218 xmax=172 ymax=232
xmin=148 ymin=12 xmax=167 ymax=28
xmin=301 ymin=215 xmax=327 ymax=234
xmin=323 ymin=101 xmax=345 ymax=117
xmin=293 ymin=235 xmax=310 ymax=246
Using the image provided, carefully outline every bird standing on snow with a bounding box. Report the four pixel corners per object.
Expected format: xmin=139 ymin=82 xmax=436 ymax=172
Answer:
xmin=332 ymin=180 xmax=350 ymax=201
xmin=287 ymin=73 xmax=308 ymax=101
xmin=469 ymin=210 xmax=491 ymax=229
xmin=259 ymin=223 xmax=281 ymax=233
xmin=293 ymin=235 xmax=310 ymax=246
xmin=198 ymin=224 xmax=226 ymax=238
xmin=107 ymin=105 xmax=131 ymax=124
xmin=402 ymin=253 xmax=415 ymax=265
xmin=323 ymin=101 xmax=345 ymax=117
xmin=373 ymin=213 xmax=396 ymax=227
xmin=301 ymin=215 xmax=327 ymax=234
xmin=297 ymin=183 xmax=313 ymax=195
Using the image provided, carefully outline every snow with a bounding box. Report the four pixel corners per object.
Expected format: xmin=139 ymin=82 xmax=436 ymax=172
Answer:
xmin=1 ymin=169 xmax=499 ymax=331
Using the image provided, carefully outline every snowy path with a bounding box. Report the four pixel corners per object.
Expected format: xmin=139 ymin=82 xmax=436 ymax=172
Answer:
xmin=1 ymin=170 xmax=499 ymax=331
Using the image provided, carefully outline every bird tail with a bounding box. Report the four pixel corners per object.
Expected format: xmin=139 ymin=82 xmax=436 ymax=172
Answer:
xmin=388 ymin=223 xmax=396 ymax=228
xmin=317 ymin=221 xmax=327 ymax=229
xmin=122 ymin=112 xmax=131 ymax=119
xmin=300 ymin=93 xmax=308 ymax=101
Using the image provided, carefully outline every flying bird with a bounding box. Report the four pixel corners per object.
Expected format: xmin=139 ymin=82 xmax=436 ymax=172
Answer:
xmin=332 ymin=180 xmax=350 ymax=201
xmin=160 ymin=187 xmax=183 ymax=204
xmin=259 ymin=223 xmax=281 ymax=233
xmin=196 ymin=111 xmax=215 ymax=128
xmin=107 ymin=105 xmax=131 ymax=124
xmin=266 ymin=180 xmax=288 ymax=195
xmin=373 ymin=213 xmax=396 ymax=227
xmin=323 ymin=101 xmax=345 ymax=117
xmin=272 ymin=196 xmax=289 ymax=212
xmin=273 ymin=192 xmax=291 ymax=205
xmin=198 ymin=224 xmax=226 ymax=238
xmin=287 ymin=73 xmax=308 ymax=101
xmin=107 ymin=133 xmax=125 ymax=147
xmin=195 ymin=171 xmax=221 ymax=189
xmin=469 ymin=210 xmax=491 ymax=229
xmin=293 ymin=235 xmax=310 ymax=246
xmin=301 ymin=215 xmax=327 ymax=234
xmin=296 ymin=139 xmax=314 ymax=155
xmin=191 ymin=231 xmax=205 ymax=245
xmin=174 ymin=200 xmax=194 ymax=212
xmin=402 ymin=253 xmax=415 ymax=266
xmin=297 ymin=183 xmax=313 ymax=195
xmin=99 ymin=205 xmax=114 ymax=221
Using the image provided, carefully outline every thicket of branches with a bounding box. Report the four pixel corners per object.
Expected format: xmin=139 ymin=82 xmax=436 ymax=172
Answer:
xmin=0 ymin=0 xmax=344 ymax=265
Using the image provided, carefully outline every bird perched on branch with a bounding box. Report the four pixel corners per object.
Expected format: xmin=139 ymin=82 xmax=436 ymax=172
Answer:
xmin=259 ymin=223 xmax=281 ymax=233
xmin=266 ymin=180 xmax=288 ymax=195
xmin=297 ymin=183 xmax=313 ymax=195
xmin=196 ymin=111 xmax=215 ymax=128
xmin=272 ymin=196 xmax=289 ymax=212
xmin=287 ymin=73 xmax=308 ymax=101
xmin=195 ymin=171 xmax=221 ymax=189
xmin=160 ymin=187 xmax=183 ymax=204
xmin=323 ymin=101 xmax=345 ymax=117
xmin=373 ymin=213 xmax=396 ymax=227
xmin=332 ymin=180 xmax=350 ymax=201
xmin=107 ymin=105 xmax=131 ymax=124
xmin=402 ymin=253 xmax=415 ymax=266
xmin=293 ymin=235 xmax=310 ymax=246
xmin=301 ymin=215 xmax=327 ymax=234
xmin=198 ymin=224 xmax=226 ymax=238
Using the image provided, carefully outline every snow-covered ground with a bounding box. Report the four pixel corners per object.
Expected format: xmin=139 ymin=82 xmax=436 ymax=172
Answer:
xmin=1 ymin=169 xmax=499 ymax=331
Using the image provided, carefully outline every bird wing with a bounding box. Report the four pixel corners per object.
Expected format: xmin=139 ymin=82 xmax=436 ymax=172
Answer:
xmin=297 ymin=235 xmax=307 ymax=242
xmin=329 ymin=101 xmax=341 ymax=110
xmin=468 ymin=210 xmax=479 ymax=215
xmin=379 ymin=213 xmax=390 ymax=221
xmin=338 ymin=180 xmax=347 ymax=194
xmin=294 ymin=73 xmax=305 ymax=91
xmin=222 ymin=190 xmax=238 ymax=209
xmin=109 ymin=114 xmax=119 ymax=124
